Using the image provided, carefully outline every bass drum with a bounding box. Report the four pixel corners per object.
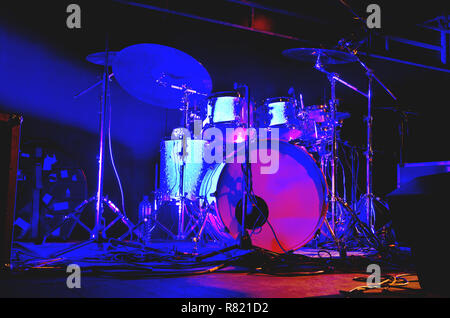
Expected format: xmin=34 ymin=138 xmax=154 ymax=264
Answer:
xmin=199 ymin=139 xmax=328 ymax=253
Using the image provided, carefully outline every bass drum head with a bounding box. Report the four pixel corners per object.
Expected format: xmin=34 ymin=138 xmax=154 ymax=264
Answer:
xmin=213 ymin=139 xmax=328 ymax=253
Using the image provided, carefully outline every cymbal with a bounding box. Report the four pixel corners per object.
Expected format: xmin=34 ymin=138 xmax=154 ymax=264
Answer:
xmin=282 ymin=48 xmax=357 ymax=65
xmin=112 ymin=43 xmax=212 ymax=108
xmin=86 ymin=51 xmax=118 ymax=66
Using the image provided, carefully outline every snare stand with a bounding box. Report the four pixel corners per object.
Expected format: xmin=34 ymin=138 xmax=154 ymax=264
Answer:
xmin=157 ymin=86 xmax=210 ymax=241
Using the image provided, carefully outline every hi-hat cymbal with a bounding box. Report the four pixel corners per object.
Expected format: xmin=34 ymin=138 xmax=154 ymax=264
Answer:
xmin=112 ymin=43 xmax=212 ymax=108
xmin=283 ymin=48 xmax=357 ymax=65
xmin=86 ymin=51 xmax=118 ymax=66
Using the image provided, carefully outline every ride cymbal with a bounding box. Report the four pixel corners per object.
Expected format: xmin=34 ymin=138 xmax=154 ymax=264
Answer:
xmin=283 ymin=48 xmax=357 ymax=65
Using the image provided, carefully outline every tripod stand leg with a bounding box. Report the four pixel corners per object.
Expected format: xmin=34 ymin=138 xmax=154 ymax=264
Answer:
xmin=193 ymin=212 xmax=209 ymax=243
xmin=336 ymin=197 xmax=384 ymax=252
xmin=323 ymin=217 xmax=346 ymax=258
xmin=49 ymin=239 xmax=95 ymax=258
xmin=196 ymin=244 xmax=242 ymax=262
xmin=41 ymin=198 xmax=94 ymax=244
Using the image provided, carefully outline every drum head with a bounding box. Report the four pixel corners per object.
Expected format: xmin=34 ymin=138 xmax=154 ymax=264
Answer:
xmin=214 ymin=139 xmax=328 ymax=253
xmin=205 ymin=91 xmax=245 ymax=125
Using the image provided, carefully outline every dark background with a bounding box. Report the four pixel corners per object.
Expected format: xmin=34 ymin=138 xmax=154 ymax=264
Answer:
xmin=1 ymin=0 xmax=449 ymax=226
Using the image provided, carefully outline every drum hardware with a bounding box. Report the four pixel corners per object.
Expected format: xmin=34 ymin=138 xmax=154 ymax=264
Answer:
xmin=197 ymin=83 xmax=262 ymax=260
xmin=157 ymin=88 xmax=214 ymax=242
xmin=282 ymin=47 xmax=382 ymax=255
xmin=313 ymin=50 xmax=389 ymax=253
xmin=339 ymin=45 xmax=397 ymax=235
xmin=313 ymin=51 xmax=365 ymax=242
xmin=283 ymin=48 xmax=358 ymax=65
xmin=337 ymin=0 xmax=397 ymax=233
xmin=109 ymin=43 xmax=213 ymax=242
xmin=99 ymin=43 xmax=214 ymax=244
xmin=86 ymin=51 xmax=118 ymax=66
xmin=166 ymin=121 xmax=199 ymax=239
xmin=299 ymin=94 xmax=305 ymax=110
xmin=73 ymin=51 xmax=118 ymax=99
xmin=49 ymin=38 xmax=137 ymax=258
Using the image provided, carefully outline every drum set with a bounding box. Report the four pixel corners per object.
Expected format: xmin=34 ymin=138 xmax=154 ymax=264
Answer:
xmin=80 ymin=42 xmax=395 ymax=255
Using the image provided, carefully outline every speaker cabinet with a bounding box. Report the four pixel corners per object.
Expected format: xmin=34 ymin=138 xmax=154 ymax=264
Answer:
xmin=0 ymin=113 xmax=22 ymax=268
xmin=387 ymin=172 xmax=450 ymax=296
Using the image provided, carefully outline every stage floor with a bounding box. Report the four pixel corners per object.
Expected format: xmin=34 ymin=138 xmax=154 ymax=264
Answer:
xmin=0 ymin=241 xmax=425 ymax=298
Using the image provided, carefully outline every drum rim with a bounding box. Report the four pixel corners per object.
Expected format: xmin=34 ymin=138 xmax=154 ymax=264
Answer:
xmin=207 ymin=91 xmax=243 ymax=99
xmin=263 ymin=96 xmax=295 ymax=105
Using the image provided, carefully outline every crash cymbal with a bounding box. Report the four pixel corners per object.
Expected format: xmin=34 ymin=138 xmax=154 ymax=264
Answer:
xmin=282 ymin=48 xmax=357 ymax=65
xmin=112 ymin=43 xmax=212 ymax=108
xmin=86 ymin=51 xmax=118 ymax=66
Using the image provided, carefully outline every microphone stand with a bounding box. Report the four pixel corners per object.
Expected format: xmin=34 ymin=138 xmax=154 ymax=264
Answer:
xmin=196 ymin=84 xmax=254 ymax=261
xmin=237 ymin=83 xmax=252 ymax=249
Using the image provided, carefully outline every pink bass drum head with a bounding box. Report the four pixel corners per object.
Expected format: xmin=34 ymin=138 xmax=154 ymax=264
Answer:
xmin=212 ymin=139 xmax=328 ymax=253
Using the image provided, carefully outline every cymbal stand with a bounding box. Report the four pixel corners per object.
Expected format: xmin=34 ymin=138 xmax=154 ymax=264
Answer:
xmin=175 ymin=90 xmax=193 ymax=240
xmin=344 ymin=47 xmax=397 ymax=233
xmin=314 ymin=54 xmax=380 ymax=254
xmin=337 ymin=0 xmax=398 ymax=233
xmin=49 ymin=35 xmax=135 ymax=258
xmin=172 ymin=88 xmax=209 ymax=240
